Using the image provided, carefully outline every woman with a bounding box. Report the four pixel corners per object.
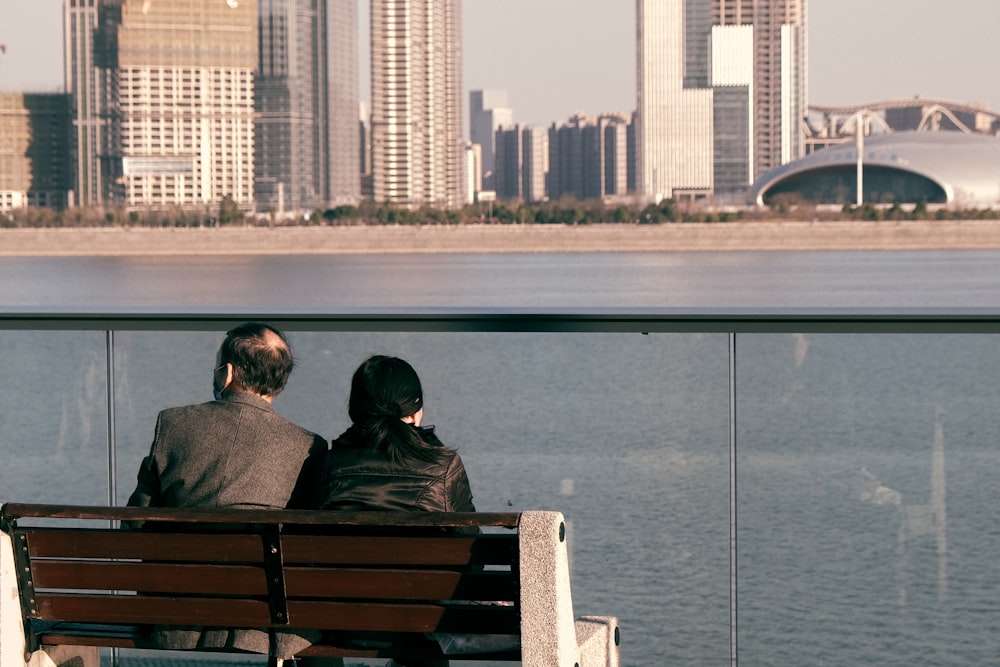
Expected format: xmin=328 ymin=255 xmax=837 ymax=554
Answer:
xmin=320 ymin=355 xmax=476 ymax=667
xmin=321 ymin=354 xmax=474 ymax=513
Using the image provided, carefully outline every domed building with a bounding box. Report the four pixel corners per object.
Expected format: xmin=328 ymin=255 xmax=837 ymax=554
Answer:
xmin=749 ymin=131 xmax=1000 ymax=208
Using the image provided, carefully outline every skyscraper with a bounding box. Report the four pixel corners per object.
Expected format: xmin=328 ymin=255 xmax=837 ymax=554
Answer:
xmin=255 ymin=0 xmax=359 ymax=213
xmin=64 ymin=0 xmax=117 ymax=206
xmin=65 ymin=0 xmax=258 ymax=209
xmin=470 ymin=89 xmax=513 ymax=192
xmin=637 ymin=0 xmax=806 ymax=200
xmin=324 ymin=0 xmax=361 ymax=206
xmin=370 ymin=0 xmax=464 ymax=208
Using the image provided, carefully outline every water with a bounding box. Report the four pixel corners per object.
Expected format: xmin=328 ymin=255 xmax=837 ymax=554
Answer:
xmin=3 ymin=249 xmax=1000 ymax=310
xmin=1 ymin=250 xmax=999 ymax=666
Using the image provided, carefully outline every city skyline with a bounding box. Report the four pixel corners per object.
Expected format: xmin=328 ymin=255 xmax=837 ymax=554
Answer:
xmin=3 ymin=0 xmax=1000 ymax=128
xmin=636 ymin=0 xmax=808 ymax=199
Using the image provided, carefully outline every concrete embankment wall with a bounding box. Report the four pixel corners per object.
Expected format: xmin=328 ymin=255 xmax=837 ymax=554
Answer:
xmin=3 ymin=220 xmax=1000 ymax=255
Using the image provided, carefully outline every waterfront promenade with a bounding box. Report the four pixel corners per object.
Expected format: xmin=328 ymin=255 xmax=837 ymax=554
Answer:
xmin=4 ymin=219 xmax=1000 ymax=255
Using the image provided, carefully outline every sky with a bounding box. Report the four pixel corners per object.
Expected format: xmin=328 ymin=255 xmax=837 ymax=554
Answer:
xmin=2 ymin=0 xmax=999 ymax=128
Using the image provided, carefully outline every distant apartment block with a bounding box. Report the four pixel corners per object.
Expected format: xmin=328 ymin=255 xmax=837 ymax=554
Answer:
xmin=66 ymin=0 xmax=259 ymax=209
xmin=371 ymin=0 xmax=464 ymax=208
xmin=360 ymin=102 xmax=373 ymax=198
xmin=0 ymin=93 xmax=72 ymax=210
xmin=255 ymin=0 xmax=359 ymax=213
xmin=470 ymin=89 xmax=513 ymax=193
xmin=466 ymin=142 xmax=482 ymax=204
xmin=546 ymin=113 xmax=633 ymax=202
xmin=521 ymin=126 xmax=549 ymax=204
xmin=594 ymin=113 xmax=630 ymax=199
xmin=494 ymin=126 xmax=521 ymax=201
xmin=637 ymin=0 xmax=806 ymax=199
xmin=494 ymin=124 xmax=550 ymax=204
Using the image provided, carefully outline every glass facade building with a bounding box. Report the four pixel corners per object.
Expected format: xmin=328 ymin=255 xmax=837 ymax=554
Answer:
xmin=637 ymin=0 xmax=806 ymax=199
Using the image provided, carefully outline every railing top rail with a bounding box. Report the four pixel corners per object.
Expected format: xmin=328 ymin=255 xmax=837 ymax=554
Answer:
xmin=2 ymin=309 xmax=1000 ymax=333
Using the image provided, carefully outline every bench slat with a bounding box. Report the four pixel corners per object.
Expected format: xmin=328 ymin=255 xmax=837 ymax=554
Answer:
xmin=34 ymin=594 xmax=521 ymax=634
xmin=35 ymin=629 xmax=522 ymax=662
xmin=286 ymin=568 xmax=517 ymax=601
xmin=2 ymin=504 xmax=520 ymax=528
xmin=31 ymin=560 xmax=517 ymax=601
xmin=30 ymin=560 xmax=264 ymax=595
xmin=23 ymin=530 xmax=263 ymax=561
xmin=22 ymin=529 xmax=517 ymax=566
xmin=281 ymin=533 xmax=518 ymax=566
xmin=36 ymin=594 xmax=273 ymax=627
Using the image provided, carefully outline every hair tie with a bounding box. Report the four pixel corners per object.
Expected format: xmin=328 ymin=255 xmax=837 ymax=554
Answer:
xmin=375 ymin=402 xmax=402 ymax=419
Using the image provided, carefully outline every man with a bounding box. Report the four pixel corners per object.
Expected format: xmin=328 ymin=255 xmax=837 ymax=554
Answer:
xmin=126 ymin=321 xmax=329 ymax=661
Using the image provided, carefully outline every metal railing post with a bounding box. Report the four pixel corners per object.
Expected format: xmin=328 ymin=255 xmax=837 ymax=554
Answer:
xmin=729 ymin=332 xmax=738 ymax=666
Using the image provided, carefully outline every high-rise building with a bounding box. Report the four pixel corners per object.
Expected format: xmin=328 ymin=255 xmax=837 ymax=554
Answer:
xmin=600 ymin=114 xmax=630 ymax=198
xmin=324 ymin=0 xmax=360 ymax=206
xmin=494 ymin=125 xmax=520 ymax=201
xmin=547 ymin=113 xmax=633 ymax=202
xmin=370 ymin=0 xmax=464 ymax=209
xmin=64 ymin=0 xmax=117 ymax=206
xmin=65 ymin=0 xmax=258 ymax=209
xmin=548 ymin=115 xmax=587 ymax=201
xmin=637 ymin=0 xmax=806 ymax=199
xmin=521 ymin=126 xmax=548 ymax=204
xmin=470 ymin=89 xmax=513 ymax=192
xmin=494 ymin=124 xmax=550 ymax=204
xmin=0 ymin=93 xmax=72 ymax=210
xmin=255 ymin=0 xmax=359 ymax=213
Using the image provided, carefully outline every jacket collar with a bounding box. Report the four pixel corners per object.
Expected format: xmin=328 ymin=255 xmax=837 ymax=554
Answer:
xmin=223 ymin=390 xmax=274 ymax=412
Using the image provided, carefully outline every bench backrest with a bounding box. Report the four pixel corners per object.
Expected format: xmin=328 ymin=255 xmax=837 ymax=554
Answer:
xmin=1 ymin=504 xmax=529 ymax=655
xmin=1 ymin=504 xmax=597 ymax=666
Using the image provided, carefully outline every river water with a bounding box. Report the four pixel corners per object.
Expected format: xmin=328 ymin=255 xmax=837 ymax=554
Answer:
xmin=2 ymin=248 xmax=1000 ymax=310
xmin=1 ymin=249 xmax=998 ymax=666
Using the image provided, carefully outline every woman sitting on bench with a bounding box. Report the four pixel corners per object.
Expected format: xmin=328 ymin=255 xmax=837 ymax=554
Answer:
xmin=320 ymin=354 xmax=475 ymax=515
xmin=320 ymin=354 xmax=477 ymax=667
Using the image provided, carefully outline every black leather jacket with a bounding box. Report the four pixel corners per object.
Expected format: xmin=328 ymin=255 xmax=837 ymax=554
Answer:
xmin=320 ymin=425 xmax=475 ymax=512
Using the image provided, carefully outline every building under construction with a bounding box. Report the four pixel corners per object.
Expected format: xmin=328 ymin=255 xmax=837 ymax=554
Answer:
xmin=0 ymin=93 xmax=72 ymax=210
xmin=65 ymin=0 xmax=258 ymax=209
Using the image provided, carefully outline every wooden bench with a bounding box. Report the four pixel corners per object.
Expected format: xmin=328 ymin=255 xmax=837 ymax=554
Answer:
xmin=0 ymin=503 xmax=620 ymax=667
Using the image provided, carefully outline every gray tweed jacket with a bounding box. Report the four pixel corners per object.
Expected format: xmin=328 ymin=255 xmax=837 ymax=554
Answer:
xmin=126 ymin=390 xmax=328 ymax=657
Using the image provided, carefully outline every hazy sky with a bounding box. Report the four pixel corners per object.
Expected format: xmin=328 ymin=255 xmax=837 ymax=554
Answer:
xmin=2 ymin=0 xmax=999 ymax=127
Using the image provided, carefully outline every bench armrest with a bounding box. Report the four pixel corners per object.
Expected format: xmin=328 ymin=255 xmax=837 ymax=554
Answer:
xmin=575 ymin=615 xmax=621 ymax=667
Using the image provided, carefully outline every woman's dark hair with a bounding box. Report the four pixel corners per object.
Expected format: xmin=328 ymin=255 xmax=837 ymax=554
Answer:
xmin=219 ymin=322 xmax=294 ymax=397
xmin=348 ymin=355 xmax=443 ymax=463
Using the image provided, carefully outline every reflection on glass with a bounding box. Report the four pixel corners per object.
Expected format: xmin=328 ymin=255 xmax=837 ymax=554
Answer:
xmin=109 ymin=329 xmax=731 ymax=666
xmin=736 ymin=334 xmax=1000 ymax=666
xmin=0 ymin=331 xmax=109 ymax=505
xmin=11 ymin=326 xmax=1000 ymax=665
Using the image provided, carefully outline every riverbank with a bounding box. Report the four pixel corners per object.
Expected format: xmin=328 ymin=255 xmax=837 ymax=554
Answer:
xmin=3 ymin=219 xmax=1000 ymax=255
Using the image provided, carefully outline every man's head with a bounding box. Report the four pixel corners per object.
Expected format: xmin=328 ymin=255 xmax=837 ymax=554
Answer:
xmin=213 ymin=322 xmax=294 ymax=401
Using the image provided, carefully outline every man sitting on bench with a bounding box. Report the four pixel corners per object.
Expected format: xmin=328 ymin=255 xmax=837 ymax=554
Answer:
xmin=125 ymin=321 xmax=331 ymax=663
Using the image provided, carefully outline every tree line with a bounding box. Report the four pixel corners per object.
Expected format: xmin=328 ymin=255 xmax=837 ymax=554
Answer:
xmin=2 ymin=196 xmax=999 ymax=228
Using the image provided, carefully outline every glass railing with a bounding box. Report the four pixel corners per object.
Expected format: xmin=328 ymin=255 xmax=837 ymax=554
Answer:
xmin=2 ymin=312 xmax=999 ymax=666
